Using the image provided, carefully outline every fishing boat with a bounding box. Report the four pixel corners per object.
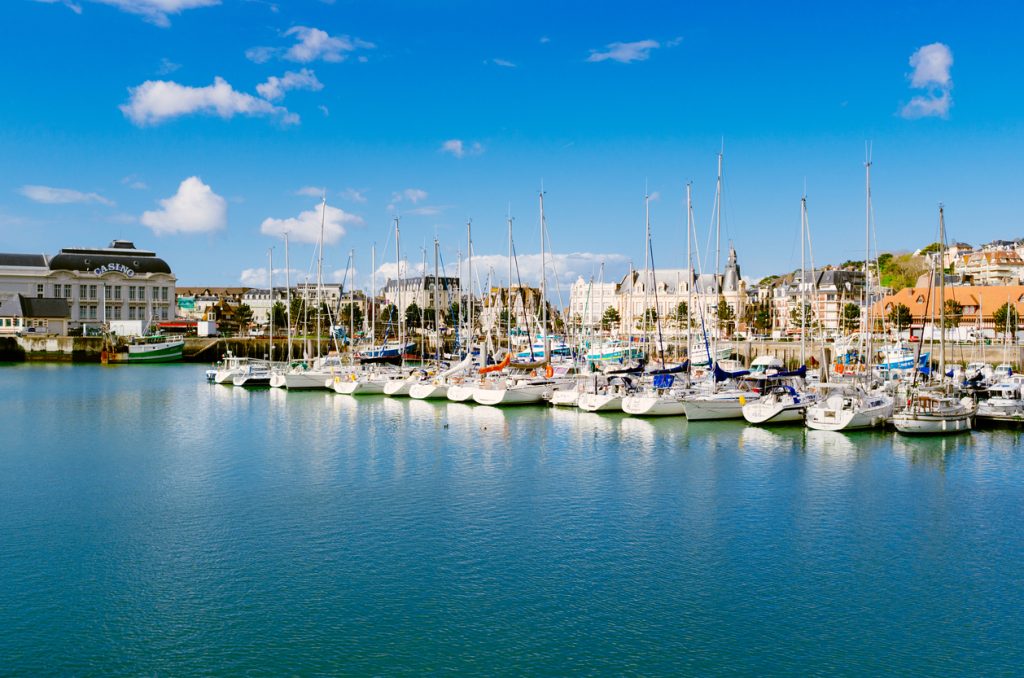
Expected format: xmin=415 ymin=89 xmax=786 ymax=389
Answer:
xmin=127 ymin=334 xmax=184 ymax=363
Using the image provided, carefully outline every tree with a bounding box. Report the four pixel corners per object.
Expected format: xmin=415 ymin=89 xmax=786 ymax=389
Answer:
xmin=421 ymin=307 xmax=436 ymax=329
xmin=887 ymin=303 xmax=912 ymax=333
xmin=498 ymin=308 xmax=517 ymax=329
xmin=339 ymin=303 xmax=363 ymax=331
xmin=943 ymin=298 xmax=963 ymax=328
xmin=745 ymin=300 xmax=772 ymax=335
xmin=379 ymin=304 xmax=398 ymax=336
xmin=919 ymin=242 xmax=943 ymax=256
xmin=234 ymin=303 xmax=253 ymax=331
xmin=405 ymin=302 xmax=421 ymax=328
xmin=717 ymin=298 xmax=736 ymax=337
xmin=271 ymin=301 xmax=287 ymax=331
xmin=675 ymin=301 xmax=688 ymax=326
xmin=641 ymin=307 xmax=659 ymax=331
xmin=289 ymin=297 xmax=307 ymax=334
xmin=841 ymin=303 xmax=861 ymax=332
xmin=444 ymin=301 xmax=460 ymax=327
xmin=601 ymin=307 xmax=620 ymax=331
xmin=789 ymin=302 xmax=814 ymax=333
xmin=993 ymin=302 xmax=1019 ymax=338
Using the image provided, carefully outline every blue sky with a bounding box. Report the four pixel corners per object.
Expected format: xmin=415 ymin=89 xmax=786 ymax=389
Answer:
xmin=2 ymin=0 xmax=1023 ymax=292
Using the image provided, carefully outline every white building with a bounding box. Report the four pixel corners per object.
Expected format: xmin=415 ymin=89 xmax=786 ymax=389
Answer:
xmin=381 ymin=276 xmax=461 ymax=316
xmin=567 ymin=277 xmax=618 ymax=326
xmin=0 ymin=240 xmax=176 ymax=332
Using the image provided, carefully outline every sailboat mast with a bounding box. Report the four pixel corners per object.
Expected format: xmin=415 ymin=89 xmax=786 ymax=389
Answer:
xmin=863 ymin=158 xmax=873 ymax=377
xmin=434 ymin=237 xmax=440 ymax=363
xmin=395 ymin=217 xmax=403 ymax=359
xmin=316 ymin=195 xmax=326 ymax=359
xmin=268 ymin=246 xmax=274 ymax=362
xmin=507 ymin=212 xmax=513 ymax=355
xmin=371 ymin=243 xmax=376 ymax=355
xmin=349 ymin=248 xmax=355 ymax=355
xmin=801 ymin=195 xmax=807 ymax=366
xmin=539 ymin=189 xmax=549 ymax=360
xmin=284 ymin=233 xmax=292 ymax=363
xmin=643 ymin=190 xmax=651 ymax=360
xmin=467 ymin=221 xmax=473 ymax=354
xmin=686 ymin=182 xmax=694 ymax=370
xmin=939 ymin=205 xmax=947 ymax=381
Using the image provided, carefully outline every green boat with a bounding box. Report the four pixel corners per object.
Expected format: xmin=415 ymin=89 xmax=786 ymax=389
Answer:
xmin=127 ymin=335 xmax=185 ymax=363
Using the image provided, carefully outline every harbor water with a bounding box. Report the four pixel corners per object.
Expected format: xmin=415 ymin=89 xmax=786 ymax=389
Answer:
xmin=1 ymin=364 xmax=1022 ymax=674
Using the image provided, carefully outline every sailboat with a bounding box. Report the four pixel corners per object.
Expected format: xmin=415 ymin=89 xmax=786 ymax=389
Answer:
xmin=472 ymin=191 xmax=556 ymax=406
xmin=893 ymin=205 xmax=973 ymax=434
xmin=683 ymin=151 xmax=760 ymax=420
xmin=806 ymin=155 xmax=894 ymax=431
xmin=743 ymin=195 xmax=817 ymax=425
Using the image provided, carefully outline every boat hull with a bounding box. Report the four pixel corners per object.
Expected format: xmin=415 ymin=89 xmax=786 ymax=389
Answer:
xmin=577 ymin=393 xmax=624 ymax=412
xmin=383 ymin=379 xmax=415 ymax=396
xmin=621 ymin=395 xmax=685 ymax=417
xmin=446 ymin=384 xmax=478 ymax=402
xmin=409 ymin=383 xmax=449 ymax=400
xmin=127 ymin=340 xmax=184 ymax=363
xmin=683 ymin=397 xmax=750 ymax=421
xmin=549 ymin=389 xmax=581 ymax=407
xmin=893 ymin=413 xmax=972 ymax=434
xmin=472 ymin=384 xmax=549 ymax=406
xmin=742 ymin=402 xmax=808 ymax=425
xmin=333 ymin=378 xmax=386 ymax=395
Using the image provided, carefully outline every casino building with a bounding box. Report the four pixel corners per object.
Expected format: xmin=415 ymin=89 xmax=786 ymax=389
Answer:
xmin=0 ymin=240 xmax=177 ymax=331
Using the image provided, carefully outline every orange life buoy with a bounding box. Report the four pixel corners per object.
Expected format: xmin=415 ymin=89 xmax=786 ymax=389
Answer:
xmin=545 ymin=364 xmax=554 ymax=379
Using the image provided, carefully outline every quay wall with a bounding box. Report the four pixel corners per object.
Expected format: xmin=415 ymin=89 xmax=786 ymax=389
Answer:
xmin=3 ymin=335 xmax=1024 ymax=369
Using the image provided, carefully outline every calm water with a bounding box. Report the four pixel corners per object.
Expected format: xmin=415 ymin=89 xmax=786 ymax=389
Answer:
xmin=1 ymin=364 xmax=1022 ymax=675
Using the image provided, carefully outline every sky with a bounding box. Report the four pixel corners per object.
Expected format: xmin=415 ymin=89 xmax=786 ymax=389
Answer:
xmin=2 ymin=0 xmax=1023 ymax=296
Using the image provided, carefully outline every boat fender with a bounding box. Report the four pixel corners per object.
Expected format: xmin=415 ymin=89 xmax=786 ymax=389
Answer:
xmin=545 ymin=364 xmax=554 ymax=379
xmin=739 ymin=395 xmax=746 ymax=406
xmin=351 ymin=373 xmax=357 ymax=381
xmin=531 ymin=370 xmax=537 ymax=377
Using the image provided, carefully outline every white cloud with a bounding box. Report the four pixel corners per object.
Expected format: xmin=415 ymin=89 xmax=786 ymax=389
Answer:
xmin=37 ymin=0 xmax=220 ymax=27
xmin=121 ymin=174 xmax=148 ymax=190
xmin=318 ymin=104 xmax=330 ymax=116
xmin=539 ymin=36 xmax=550 ymax=44
xmin=256 ymin=68 xmax=323 ymax=101
xmin=240 ymin=266 xmax=305 ymax=287
xmin=406 ymin=206 xmax=446 ymax=216
xmin=31 ymin=0 xmax=84 ymax=16
xmin=295 ymin=186 xmax=325 ymax=197
xmin=399 ymin=188 xmax=427 ymax=203
xmin=648 ymin=191 xmax=661 ymax=201
xmin=900 ymin=42 xmax=954 ymax=119
xmin=341 ymin=187 xmax=366 ymax=203
xmin=141 ymin=176 xmax=227 ymax=235
xmin=245 ymin=46 xmax=277 ymax=64
xmin=492 ymin=59 xmax=516 ymax=68
xmin=259 ymin=203 xmax=363 ymax=245
xmin=19 ymin=185 xmax=114 ymax=206
xmin=439 ymin=139 xmax=484 ymax=158
xmin=157 ymin=57 xmax=181 ymax=75
xmin=587 ymin=39 xmax=660 ymax=64
xmin=284 ymin=26 xmax=375 ymax=63
xmin=908 ymin=42 xmax=953 ymax=88
xmin=666 ymin=36 xmax=683 ymax=47
xmin=902 ymin=90 xmax=952 ymax=119
xmin=120 ymin=76 xmax=298 ymax=126
xmin=466 ymin=252 xmax=629 ymax=288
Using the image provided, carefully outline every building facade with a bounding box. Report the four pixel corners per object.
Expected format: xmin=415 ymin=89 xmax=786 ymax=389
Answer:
xmin=0 ymin=240 xmax=176 ymax=332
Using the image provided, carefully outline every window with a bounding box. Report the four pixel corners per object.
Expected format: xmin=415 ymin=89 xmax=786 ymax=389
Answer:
xmin=129 ymin=286 xmax=136 ymax=301
xmin=88 ymin=285 xmax=97 ymax=300
xmin=113 ymin=306 xmax=122 ymax=320
xmin=64 ymin=284 xmax=71 ymax=299
xmin=129 ymin=307 xmax=136 ymax=320
xmin=89 ymin=306 xmax=97 ymax=320
xmin=114 ymin=286 xmax=122 ymax=301
xmin=36 ymin=284 xmax=44 ymax=298
xmin=80 ymin=284 xmax=87 ymax=300
xmin=161 ymin=287 xmax=168 ymax=302
xmin=139 ymin=286 xmax=146 ymax=300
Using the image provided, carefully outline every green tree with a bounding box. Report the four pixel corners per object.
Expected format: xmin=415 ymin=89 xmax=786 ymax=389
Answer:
xmin=675 ymin=301 xmax=688 ymax=326
xmin=405 ymin=302 xmax=421 ymax=328
xmin=993 ymin=302 xmax=1019 ymax=338
xmin=379 ymin=304 xmax=398 ymax=336
xmin=601 ymin=306 xmax=620 ymax=331
xmin=641 ymin=307 xmax=659 ymax=331
xmin=746 ymin=301 xmax=772 ymax=334
xmin=444 ymin=301 xmax=461 ymax=326
xmin=422 ymin=306 xmax=437 ymax=329
xmin=498 ymin=308 xmax=517 ymax=329
xmin=339 ymin=303 xmax=363 ymax=331
xmin=234 ymin=303 xmax=253 ymax=331
xmin=919 ymin=242 xmax=943 ymax=256
xmin=943 ymin=298 xmax=963 ymax=328
xmin=887 ymin=303 xmax=912 ymax=333
xmin=841 ymin=303 xmax=861 ymax=332
xmin=271 ymin=301 xmax=287 ymax=330
xmin=717 ymin=298 xmax=736 ymax=337
xmin=289 ymin=298 xmax=307 ymax=334
xmin=789 ymin=302 xmax=814 ymax=333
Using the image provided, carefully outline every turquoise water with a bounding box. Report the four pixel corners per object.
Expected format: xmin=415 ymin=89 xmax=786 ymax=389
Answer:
xmin=1 ymin=364 xmax=1022 ymax=675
